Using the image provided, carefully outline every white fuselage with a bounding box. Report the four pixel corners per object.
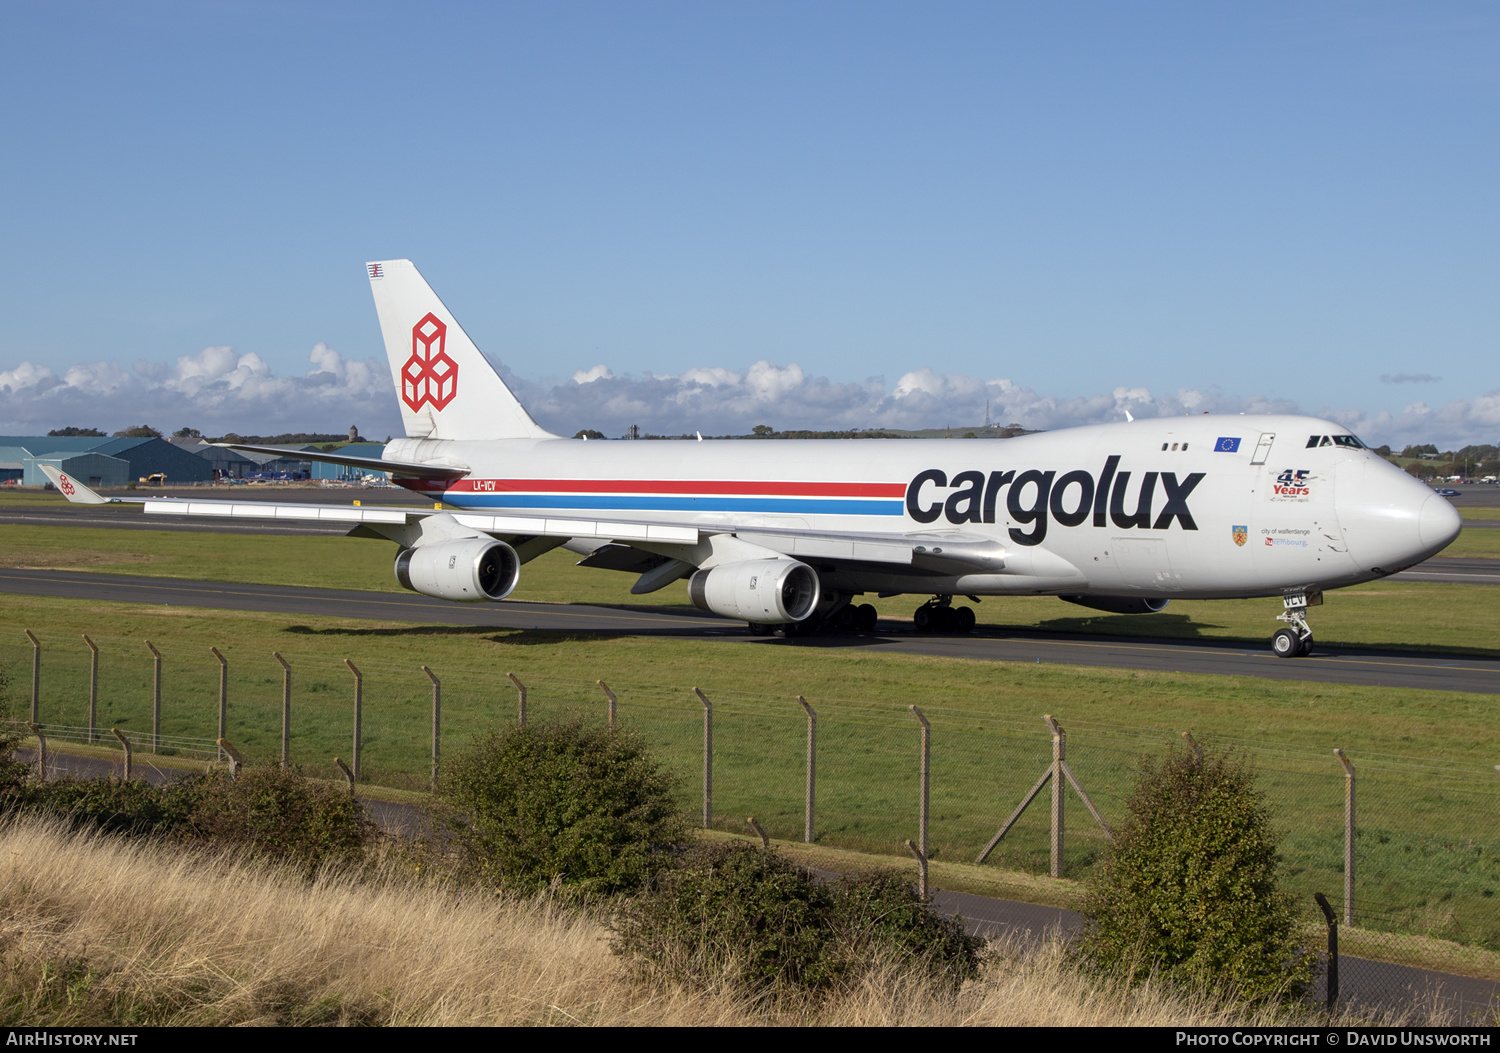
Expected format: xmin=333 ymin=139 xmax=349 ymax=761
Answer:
xmin=387 ymin=414 xmax=1459 ymax=602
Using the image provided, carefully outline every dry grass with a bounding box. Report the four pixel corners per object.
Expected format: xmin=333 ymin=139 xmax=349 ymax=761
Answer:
xmin=0 ymin=819 xmax=1453 ymax=1026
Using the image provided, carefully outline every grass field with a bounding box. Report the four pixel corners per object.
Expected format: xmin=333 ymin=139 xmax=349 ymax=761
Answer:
xmin=12 ymin=818 xmax=1447 ymax=1027
xmin=1444 ymin=527 xmax=1500 ymax=558
xmin=5 ymin=501 xmax=1500 ymax=958
xmin=4 ymin=587 xmax=1500 ymax=958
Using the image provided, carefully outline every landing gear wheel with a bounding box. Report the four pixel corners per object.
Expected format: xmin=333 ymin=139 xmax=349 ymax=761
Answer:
xmin=747 ymin=622 xmax=776 ymax=636
xmin=1300 ymin=634 xmax=1314 ymax=657
xmin=1272 ymin=627 xmax=1303 ymax=658
xmin=855 ymin=603 xmax=878 ymax=631
xmin=913 ymin=605 xmax=933 ymax=631
xmin=932 ymin=606 xmax=956 ymax=632
xmin=954 ymin=606 xmax=976 ymax=633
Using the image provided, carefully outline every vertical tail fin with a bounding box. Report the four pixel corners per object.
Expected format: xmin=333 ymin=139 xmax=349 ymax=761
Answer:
xmin=367 ymin=259 xmax=557 ymax=440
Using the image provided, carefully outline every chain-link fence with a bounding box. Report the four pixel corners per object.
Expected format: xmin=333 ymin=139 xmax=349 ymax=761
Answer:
xmin=4 ymin=628 xmax=1499 ymax=1002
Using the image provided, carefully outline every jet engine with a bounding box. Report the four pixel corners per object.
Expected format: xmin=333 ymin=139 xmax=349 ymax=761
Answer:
xmin=1059 ymin=595 xmax=1169 ymax=615
xmin=689 ymin=559 xmax=821 ymax=624
xmin=394 ymin=538 xmax=520 ymax=602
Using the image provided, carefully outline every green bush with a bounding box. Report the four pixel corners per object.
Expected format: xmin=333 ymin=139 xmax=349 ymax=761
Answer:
xmin=21 ymin=775 xmax=204 ymax=837
xmin=611 ymin=844 xmax=984 ymax=998
xmin=1074 ymin=747 xmax=1315 ymax=1003
xmin=827 ymin=871 xmax=986 ymax=993
xmin=440 ymin=717 xmax=686 ymax=896
xmin=0 ymin=714 xmax=374 ymax=873
xmin=187 ymin=765 xmax=376 ymax=873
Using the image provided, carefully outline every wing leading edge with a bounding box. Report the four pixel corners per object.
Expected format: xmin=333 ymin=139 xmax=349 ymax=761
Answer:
xmin=39 ymin=464 xmax=1016 ymax=574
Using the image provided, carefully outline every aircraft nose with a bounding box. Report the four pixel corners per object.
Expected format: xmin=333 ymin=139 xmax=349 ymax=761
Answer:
xmin=1418 ymin=493 xmax=1462 ymax=551
xmin=1334 ymin=458 xmax=1462 ymax=574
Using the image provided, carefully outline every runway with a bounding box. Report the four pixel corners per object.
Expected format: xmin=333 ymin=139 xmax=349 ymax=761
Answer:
xmin=4 ymin=567 xmax=1497 ymax=694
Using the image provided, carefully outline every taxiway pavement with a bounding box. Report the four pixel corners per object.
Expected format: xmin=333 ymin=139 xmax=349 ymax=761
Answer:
xmin=3 ymin=567 xmax=1495 ymax=694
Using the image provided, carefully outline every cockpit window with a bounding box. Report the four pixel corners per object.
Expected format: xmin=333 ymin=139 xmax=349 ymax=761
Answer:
xmin=1307 ymin=434 xmax=1367 ymax=449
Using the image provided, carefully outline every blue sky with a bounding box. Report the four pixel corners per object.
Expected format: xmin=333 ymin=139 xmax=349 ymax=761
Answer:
xmin=1 ymin=1 xmax=1496 ymax=445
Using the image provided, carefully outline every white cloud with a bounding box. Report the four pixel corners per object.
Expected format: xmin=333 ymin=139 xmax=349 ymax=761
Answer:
xmin=0 ymin=345 xmax=402 ymax=437
xmin=3 ymin=344 xmax=1495 ymax=449
xmin=0 ymin=361 xmax=59 ymax=394
xmin=571 ymin=364 xmax=614 ymax=384
xmin=1324 ymin=392 xmax=1500 ymax=450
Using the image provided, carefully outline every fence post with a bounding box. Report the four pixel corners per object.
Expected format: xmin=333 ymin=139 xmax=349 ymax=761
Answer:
xmin=211 ymin=647 xmax=228 ymax=761
xmin=1335 ymin=749 xmax=1355 ymax=927
xmin=508 ymin=672 xmax=527 ymax=726
xmin=111 ymin=728 xmax=133 ymax=781
xmin=1047 ymin=715 xmax=1065 ymax=878
xmin=693 ymin=688 xmax=712 ymax=828
xmin=146 ymin=641 xmax=162 ymax=753
xmin=797 ymin=695 xmax=816 ymax=843
xmin=598 ymin=680 xmax=617 ymax=728
xmin=910 ymin=705 xmax=930 ymax=892
xmin=345 ymin=659 xmax=362 ymax=784
xmin=423 ymin=665 xmax=441 ymax=789
xmin=1181 ymin=730 xmax=1202 ymax=761
xmin=83 ymin=634 xmax=99 ymax=744
xmin=25 ymin=631 xmax=39 ymax=723
xmin=746 ymin=816 xmax=770 ymax=849
xmin=274 ymin=652 xmax=291 ymax=767
xmin=906 ymin=839 xmax=929 ymax=899
xmin=1315 ymin=892 xmax=1339 ymax=1011
xmin=26 ymin=722 xmax=47 ymax=782
xmin=217 ymin=737 xmax=243 ymax=779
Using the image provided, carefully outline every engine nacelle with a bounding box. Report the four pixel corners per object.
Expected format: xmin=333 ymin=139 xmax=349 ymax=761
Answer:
xmin=688 ymin=559 xmax=821 ymax=624
xmin=395 ymin=538 xmax=520 ymax=602
xmin=1059 ymin=595 xmax=1169 ymax=615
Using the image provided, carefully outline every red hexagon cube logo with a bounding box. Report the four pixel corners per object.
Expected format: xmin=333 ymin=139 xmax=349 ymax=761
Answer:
xmin=401 ymin=312 xmax=459 ymax=412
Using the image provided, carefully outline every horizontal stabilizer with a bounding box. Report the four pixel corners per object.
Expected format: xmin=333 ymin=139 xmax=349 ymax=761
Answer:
xmin=220 ymin=443 xmax=470 ymax=480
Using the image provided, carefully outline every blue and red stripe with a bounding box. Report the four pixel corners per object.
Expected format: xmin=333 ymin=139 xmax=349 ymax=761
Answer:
xmin=440 ymin=478 xmax=906 ymax=516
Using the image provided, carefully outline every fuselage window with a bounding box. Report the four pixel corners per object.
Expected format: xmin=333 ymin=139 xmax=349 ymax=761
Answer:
xmin=1182 ymin=443 xmax=1188 ymax=451
xmin=1161 ymin=443 xmax=1168 ymax=451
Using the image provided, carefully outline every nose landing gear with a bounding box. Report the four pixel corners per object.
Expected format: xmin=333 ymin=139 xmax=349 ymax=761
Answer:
xmin=1272 ymin=592 xmax=1320 ymax=658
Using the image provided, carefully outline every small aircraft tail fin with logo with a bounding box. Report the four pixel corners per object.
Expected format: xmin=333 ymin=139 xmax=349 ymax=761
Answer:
xmin=37 ymin=464 xmax=111 ymax=504
xmin=366 ymin=259 xmax=558 ymax=441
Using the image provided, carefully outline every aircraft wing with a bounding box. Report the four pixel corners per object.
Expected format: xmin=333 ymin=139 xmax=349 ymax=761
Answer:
xmin=218 ymin=443 xmax=470 ymax=480
xmin=40 ymin=464 xmax=1004 ymax=572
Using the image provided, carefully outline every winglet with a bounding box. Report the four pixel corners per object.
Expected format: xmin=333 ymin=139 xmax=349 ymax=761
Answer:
xmin=37 ymin=465 xmax=112 ymax=505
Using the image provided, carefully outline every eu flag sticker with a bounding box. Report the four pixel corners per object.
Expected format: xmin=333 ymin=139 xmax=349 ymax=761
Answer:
xmin=1214 ymin=437 xmax=1241 ymax=453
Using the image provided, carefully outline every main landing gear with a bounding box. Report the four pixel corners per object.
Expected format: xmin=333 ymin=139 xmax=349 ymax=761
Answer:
xmin=746 ymin=601 xmax=878 ymax=637
xmin=913 ymin=595 xmax=976 ymax=634
xmin=1271 ymin=592 xmax=1321 ymax=658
